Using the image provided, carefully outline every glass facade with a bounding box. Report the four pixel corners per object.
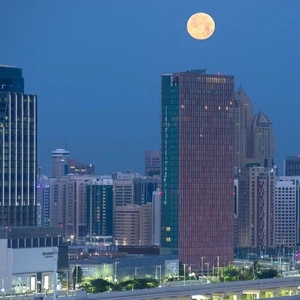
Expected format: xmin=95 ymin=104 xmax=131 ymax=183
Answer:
xmin=161 ymin=71 xmax=235 ymax=268
xmin=0 ymin=92 xmax=37 ymax=226
xmin=86 ymin=184 xmax=113 ymax=237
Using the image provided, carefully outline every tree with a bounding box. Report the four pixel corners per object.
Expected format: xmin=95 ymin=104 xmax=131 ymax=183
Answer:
xmin=88 ymin=278 xmax=111 ymax=293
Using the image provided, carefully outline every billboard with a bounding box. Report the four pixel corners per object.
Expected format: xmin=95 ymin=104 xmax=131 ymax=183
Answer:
xmin=165 ymin=259 xmax=179 ymax=276
xmin=12 ymin=247 xmax=58 ymax=274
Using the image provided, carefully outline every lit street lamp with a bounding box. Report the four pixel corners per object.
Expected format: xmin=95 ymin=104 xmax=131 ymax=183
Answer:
xmin=114 ymin=262 xmax=119 ymax=283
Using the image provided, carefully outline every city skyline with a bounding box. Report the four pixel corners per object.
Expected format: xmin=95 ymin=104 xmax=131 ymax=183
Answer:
xmin=0 ymin=1 xmax=299 ymax=175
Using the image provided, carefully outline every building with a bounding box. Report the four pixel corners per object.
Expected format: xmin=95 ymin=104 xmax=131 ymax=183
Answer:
xmin=50 ymin=175 xmax=90 ymax=242
xmin=237 ymin=167 xmax=276 ymax=248
xmin=275 ymin=177 xmax=300 ymax=248
xmin=37 ymin=175 xmax=50 ymax=227
xmin=133 ymin=176 xmax=160 ymax=205
xmin=144 ymin=151 xmax=160 ymax=176
xmin=68 ymin=158 xmax=95 ymax=175
xmin=113 ymin=179 xmax=134 ymax=207
xmin=284 ymin=156 xmax=300 ymax=176
xmin=160 ymin=70 xmax=235 ymax=268
xmin=234 ymin=86 xmax=253 ymax=169
xmin=152 ymin=189 xmax=161 ymax=246
xmin=0 ymin=227 xmax=65 ymax=295
xmin=0 ymin=65 xmax=37 ymax=226
xmin=249 ymin=111 xmax=275 ymax=168
xmin=114 ymin=203 xmax=152 ymax=246
xmin=51 ymin=148 xmax=70 ymax=177
xmin=86 ymin=178 xmax=113 ymax=238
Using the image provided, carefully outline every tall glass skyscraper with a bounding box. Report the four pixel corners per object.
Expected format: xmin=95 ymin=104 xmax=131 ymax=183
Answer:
xmin=0 ymin=66 xmax=37 ymax=226
xmin=160 ymin=70 xmax=235 ymax=268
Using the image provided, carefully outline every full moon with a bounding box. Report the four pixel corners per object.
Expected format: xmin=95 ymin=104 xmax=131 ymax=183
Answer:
xmin=187 ymin=12 xmax=215 ymax=40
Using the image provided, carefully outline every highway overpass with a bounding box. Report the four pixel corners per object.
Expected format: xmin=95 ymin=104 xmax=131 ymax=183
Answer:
xmin=84 ymin=277 xmax=300 ymax=300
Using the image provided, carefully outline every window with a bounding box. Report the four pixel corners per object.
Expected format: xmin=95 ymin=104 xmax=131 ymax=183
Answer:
xmin=166 ymin=227 xmax=171 ymax=231
xmin=166 ymin=237 xmax=171 ymax=242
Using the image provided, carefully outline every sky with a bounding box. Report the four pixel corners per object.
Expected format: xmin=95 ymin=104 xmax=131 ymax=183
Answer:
xmin=0 ymin=0 xmax=299 ymax=175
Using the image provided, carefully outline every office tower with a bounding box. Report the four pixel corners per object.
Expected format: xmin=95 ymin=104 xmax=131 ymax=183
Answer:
xmin=113 ymin=179 xmax=134 ymax=206
xmin=152 ymin=189 xmax=162 ymax=246
xmin=0 ymin=65 xmax=37 ymax=226
xmin=275 ymin=177 xmax=300 ymax=248
xmin=233 ymin=178 xmax=239 ymax=247
xmin=160 ymin=70 xmax=235 ymax=268
xmin=68 ymin=158 xmax=95 ymax=175
xmin=114 ymin=203 xmax=152 ymax=246
xmin=37 ymin=175 xmax=50 ymax=227
xmin=51 ymin=148 xmax=69 ymax=177
xmin=237 ymin=167 xmax=276 ymax=248
xmin=250 ymin=111 xmax=275 ymax=168
xmin=50 ymin=175 xmax=90 ymax=242
xmin=133 ymin=176 xmax=160 ymax=205
xmin=284 ymin=156 xmax=300 ymax=176
xmin=86 ymin=178 xmax=113 ymax=237
xmin=234 ymin=86 xmax=253 ymax=169
xmin=144 ymin=151 xmax=160 ymax=176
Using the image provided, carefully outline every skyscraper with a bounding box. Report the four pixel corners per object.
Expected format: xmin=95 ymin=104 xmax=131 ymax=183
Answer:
xmin=160 ymin=70 xmax=235 ymax=268
xmin=250 ymin=111 xmax=275 ymax=168
xmin=237 ymin=167 xmax=276 ymax=248
xmin=0 ymin=66 xmax=37 ymax=226
xmin=234 ymin=86 xmax=253 ymax=169
xmin=284 ymin=156 xmax=300 ymax=176
xmin=144 ymin=151 xmax=160 ymax=176
xmin=51 ymin=148 xmax=69 ymax=177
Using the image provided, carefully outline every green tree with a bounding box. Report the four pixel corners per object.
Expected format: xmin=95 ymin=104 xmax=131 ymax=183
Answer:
xmin=257 ymin=268 xmax=278 ymax=279
xmin=88 ymin=278 xmax=111 ymax=293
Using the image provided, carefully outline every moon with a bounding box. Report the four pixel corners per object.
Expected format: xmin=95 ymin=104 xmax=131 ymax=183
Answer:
xmin=187 ymin=12 xmax=215 ymax=40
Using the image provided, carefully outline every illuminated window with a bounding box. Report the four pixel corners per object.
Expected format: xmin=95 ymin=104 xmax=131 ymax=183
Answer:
xmin=204 ymin=105 xmax=208 ymax=110
xmin=166 ymin=237 xmax=171 ymax=242
xmin=200 ymin=134 xmax=203 ymax=138
xmin=166 ymin=227 xmax=171 ymax=231
xmin=229 ymin=101 xmax=233 ymax=105
xmin=218 ymin=106 xmax=221 ymax=110
xmin=226 ymin=107 xmax=229 ymax=110
xmin=181 ymin=105 xmax=184 ymax=109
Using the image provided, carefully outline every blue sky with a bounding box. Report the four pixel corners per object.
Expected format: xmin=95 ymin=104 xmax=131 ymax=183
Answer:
xmin=0 ymin=0 xmax=299 ymax=175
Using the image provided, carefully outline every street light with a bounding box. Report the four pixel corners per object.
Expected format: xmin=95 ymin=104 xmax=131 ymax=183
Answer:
xmin=155 ymin=265 xmax=162 ymax=285
xmin=205 ymin=262 xmax=210 ymax=278
xmin=114 ymin=262 xmax=119 ymax=283
xmin=183 ymin=264 xmax=188 ymax=286
xmin=216 ymin=256 xmax=220 ymax=278
xmin=201 ymin=257 xmax=206 ymax=277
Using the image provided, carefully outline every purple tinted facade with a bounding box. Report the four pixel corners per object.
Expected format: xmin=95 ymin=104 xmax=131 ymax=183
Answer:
xmin=177 ymin=71 xmax=235 ymax=269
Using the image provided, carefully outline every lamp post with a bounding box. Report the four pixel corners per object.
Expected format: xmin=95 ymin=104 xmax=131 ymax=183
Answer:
xmin=205 ymin=262 xmax=210 ymax=278
xmin=155 ymin=265 xmax=162 ymax=285
xmin=183 ymin=264 xmax=188 ymax=286
xmin=216 ymin=256 xmax=220 ymax=278
xmin=134 ymin=267 xmax=140 ymax=278
xmin=201 ymin=257 xmax=206 ymax=277
xmin=114 ymin=262 xmax=119 ymax=283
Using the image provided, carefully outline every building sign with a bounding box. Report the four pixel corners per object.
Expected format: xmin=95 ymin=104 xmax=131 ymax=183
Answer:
xmin=42 ymin=251 xmax=57 ymax=258
xmin=189 ymin=88 xmax=226 ymax=95
xmin=165 ymin=259 xmax=179 ymax=277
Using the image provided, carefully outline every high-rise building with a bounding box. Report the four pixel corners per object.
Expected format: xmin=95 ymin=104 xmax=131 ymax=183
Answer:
xmin=152 ymin=189 xmax=161 ymax=246
xmin=133 ymin=176 xmax=160 ymax=205
xmin=51 ymin=148 xmax=69 ymax=177
xmin=0 ymin=65 xmax=37 ymax=226
xmin=160 ymin=70 xmax=235 ymax=268
xmin=144 ymin=151 xmax=160 ymax=176
xmin=50 ymin=175 xmax=90 ymax=242
xmin=68 ymin=158 xmax=95 ymax=176
xmin=37 ymin=175 xmax=50 ymax=227
xmin=114 ymin=203 xmax=152 ymax=246
xmin=237 ymin=167 xmax=276 ymax=248
xmin=250 ymin=111 xmax=275 ymax=168
xmin=234 ymin=86 xmax=253 ymax=169
xmin=86 ymin=178 xmax=113 ymax=238
xmin=275 ymin=177 xmax=300 ymax=248
xmin=284 ymin=156 xmax=300 ymax=176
